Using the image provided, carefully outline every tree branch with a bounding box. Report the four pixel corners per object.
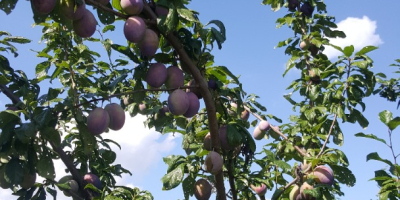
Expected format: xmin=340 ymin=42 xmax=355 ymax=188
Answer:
xmin=317 ymin=114 xmax=337 ymax=158
xmin=0 ymin=84 xmax=90 ymax=199
xmin=140 ymin=3 xmax=227 ymax=200
xmin=243 ymin=104 xmax=307 ymax=157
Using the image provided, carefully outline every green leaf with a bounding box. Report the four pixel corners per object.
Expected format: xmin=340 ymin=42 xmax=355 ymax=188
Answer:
xmin=40 ymin=127 xmax=61 ymax=148
xmin=36 ymin=151 xmax=55 ymax=179
xmin=111 ymin=44 xmax=139 ymax=63
xmin=379 ymin=110 xmax=392 ymax=125
xmin=161 ymin=163 xmax=184 ymax=190
xmin=206 ymin=20 xmax=226 ymax=49
xmin=111 ymin=0 xmax=122 ymax=11
xmin=0 ymin=0 xmax=17 ymax=15
xmin=353 ymin=109 xmax=369 ymax=129
xmin=355 ymin=45 xmax=378 ymax=56
xmin=388 ymin=117 xmax=400 ymax=131
xmin=355 ymin=132 xmax=386 ymax=145
xmin=5 ymin=158 xmax=23 ymax=184
xmin=343 ymin=45 xmax=354 ymax=57
xmin=177 ymin=8 xmax=198 ymax=22
xmin=367 ymin=152 xmax=394 ymax=167
xmin=226 ymin=123 xmax=243 ymax=148
xmin=182 ymin=175 xmax=195 ymax=199
xmin=97 ymin=3 xmax=115 ymax=25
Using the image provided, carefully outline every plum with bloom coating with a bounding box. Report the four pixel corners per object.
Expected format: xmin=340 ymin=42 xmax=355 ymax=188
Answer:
xmin=87 ymin=107 xmax=110 ymax=135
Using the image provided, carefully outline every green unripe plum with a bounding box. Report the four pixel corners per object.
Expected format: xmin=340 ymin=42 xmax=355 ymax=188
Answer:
xmin=299 ymin=41 xmax=310 ymax=50
xmin=203 ymin=133 xmax=212 ymax=151
xmin=289 ymin=184 xmax=300 ymax=200
xmin=300 ymin=182 xmax=315 ymax=200
xmin=120 ymin=0 xmax=143 ymax=15
xmin=168 ymin=89 xmax=190 ymax=115
xmin=252 ymin=126 xmax=265 ymax=140
xmin=250 ymin=184 xmax=267 ymax=196
xmin=165 ymin=66 xmax=184 ymax=89
xmin=104 ymin=103 xmax=125 ymax=131
xmin=313 ymin=165 xmax=334 ymax=186
xmin=204 ymin=151 xmax=223 ymax=175
xmin=219 ymin=125 xmax=233 ymax=150
xmin=183 ymin=92 xmax=200 ymax=118
xmin=87 ymin=107 xmax=110 ymax=135
xmin=124 ymin=16 xmax=146 ymax=43
xmin=186 ymin=80 xmax=202 ymax=99
xmin=31 ymin=0 xmax=56 ymax=14
xmin=138 ymin=29 xmax=159 ymax=57
xmin=73 ymin=9 xmax=97 ymax=38
xmin=194 ymin=178 xmax=212 ymax=200
xmin=146 ymin=63 xmax=167 ymax=88
xmin=61 ymin=0 xmax=86 ymax=20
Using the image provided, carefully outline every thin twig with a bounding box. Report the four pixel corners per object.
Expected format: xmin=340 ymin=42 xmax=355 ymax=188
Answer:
xmin=316 ymin=113 xmax=337 ymax=158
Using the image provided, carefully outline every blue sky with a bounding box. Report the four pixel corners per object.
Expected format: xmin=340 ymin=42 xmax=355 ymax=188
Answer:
xmin=1 ymin=1 xmax=400 ymax=200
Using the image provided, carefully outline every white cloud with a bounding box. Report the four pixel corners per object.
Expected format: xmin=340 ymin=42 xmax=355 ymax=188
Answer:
xmin=0 ymin=113 xmax=179 ymax=199
xmin=323 ymin=16 xmax=383 ymax=59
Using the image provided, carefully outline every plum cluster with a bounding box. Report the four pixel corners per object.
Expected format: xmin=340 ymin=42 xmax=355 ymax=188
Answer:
xmin=58 ymin=173 xmax=102 ymax=197
xmin=289 ymin=165 xmax=334 ymax=200
xmin=122 ymin=0 xmax=167 ymax=57
xmin=87 ymin=103 xmax=125 ymax=135
xmin=145 ymin=62 xmax=201 ymax=118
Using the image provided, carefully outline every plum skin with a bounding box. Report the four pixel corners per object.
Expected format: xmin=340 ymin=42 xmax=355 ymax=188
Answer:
xmin=61 ymin=0 xmax=86 ymax=20
xmin=104 ymin=103 xmax=125 ymax=131
xmin=31 ymin=0 xmax=56 ymax=14
xmin=124 ymin=16 xmax=146 ymax=43
xmin=87 ymin=107 xmax=110 ymax=135
xmin=120 ymin=0 xmax=143 ymax=15
xmin=203 ymin=132 xmax=212 ymax=151
xmin=194 ymin=179 xmax=212 ymax=200
xmin=73 ymin=9 xmax=97 ymax=38
xmin=204 ymin=151 xmax=223 ymax=175
xmin=168 ymin=89 xmax=190 ymax=115
xmin=183 ymin=92 xmax=200 ymax=118
xmin=84 ymin=173 xmax=102 ymax=189
xmin=165 ymin=66 xmax=184 ymax=89
xmin=139 ymin=29 xmax=159 ymax=57
xmin=219 ymin=125 xmax=233 ymax=150
xmin=313 ymin=165 xmax=334 ymax=185
xmin=145 ymin=63 xmax=167 ymax=88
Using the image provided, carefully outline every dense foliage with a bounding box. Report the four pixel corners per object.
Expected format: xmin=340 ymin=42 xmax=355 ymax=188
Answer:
xmin=0 ymin=0 xmax=399 ymax=200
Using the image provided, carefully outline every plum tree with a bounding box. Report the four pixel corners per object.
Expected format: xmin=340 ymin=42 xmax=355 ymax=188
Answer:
xmin=138 ymin=29 xmax=159 ymax=57
xmin=124 ymin=16 xmax=146 ymax=43
xmin=120 ymin=0 xmax=144 ymax=15
xmin=104 ymin=103 xmax=126 ymax=131
xmin=145 ymin=63 xmax=167 ymax=88
xmin=31 ymin=0 xmax=56 ymax=14
xmin=0 ymin=0 xmax=384 ymax=200
xmin=312 ymin=165 xmax=334 ymax=185
xmin=165 ymin=66 xmax=184 ymax=89
xmin=61 ymin=0 xmax=86 ymax=20
xmin=167 ymin=89 xmax=190 ymax=115
xmin=87 ymin=107 xmax=110 ymax=135
xmin=72 ymin=9 xmax=97 ymax=38
xmin=183 ymin=92 xmax=200 ymax=118
xmin=204 ymin=151 xmax=223 ymax=175
xmin=194 ymin=179 xmax=212 ymax=200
